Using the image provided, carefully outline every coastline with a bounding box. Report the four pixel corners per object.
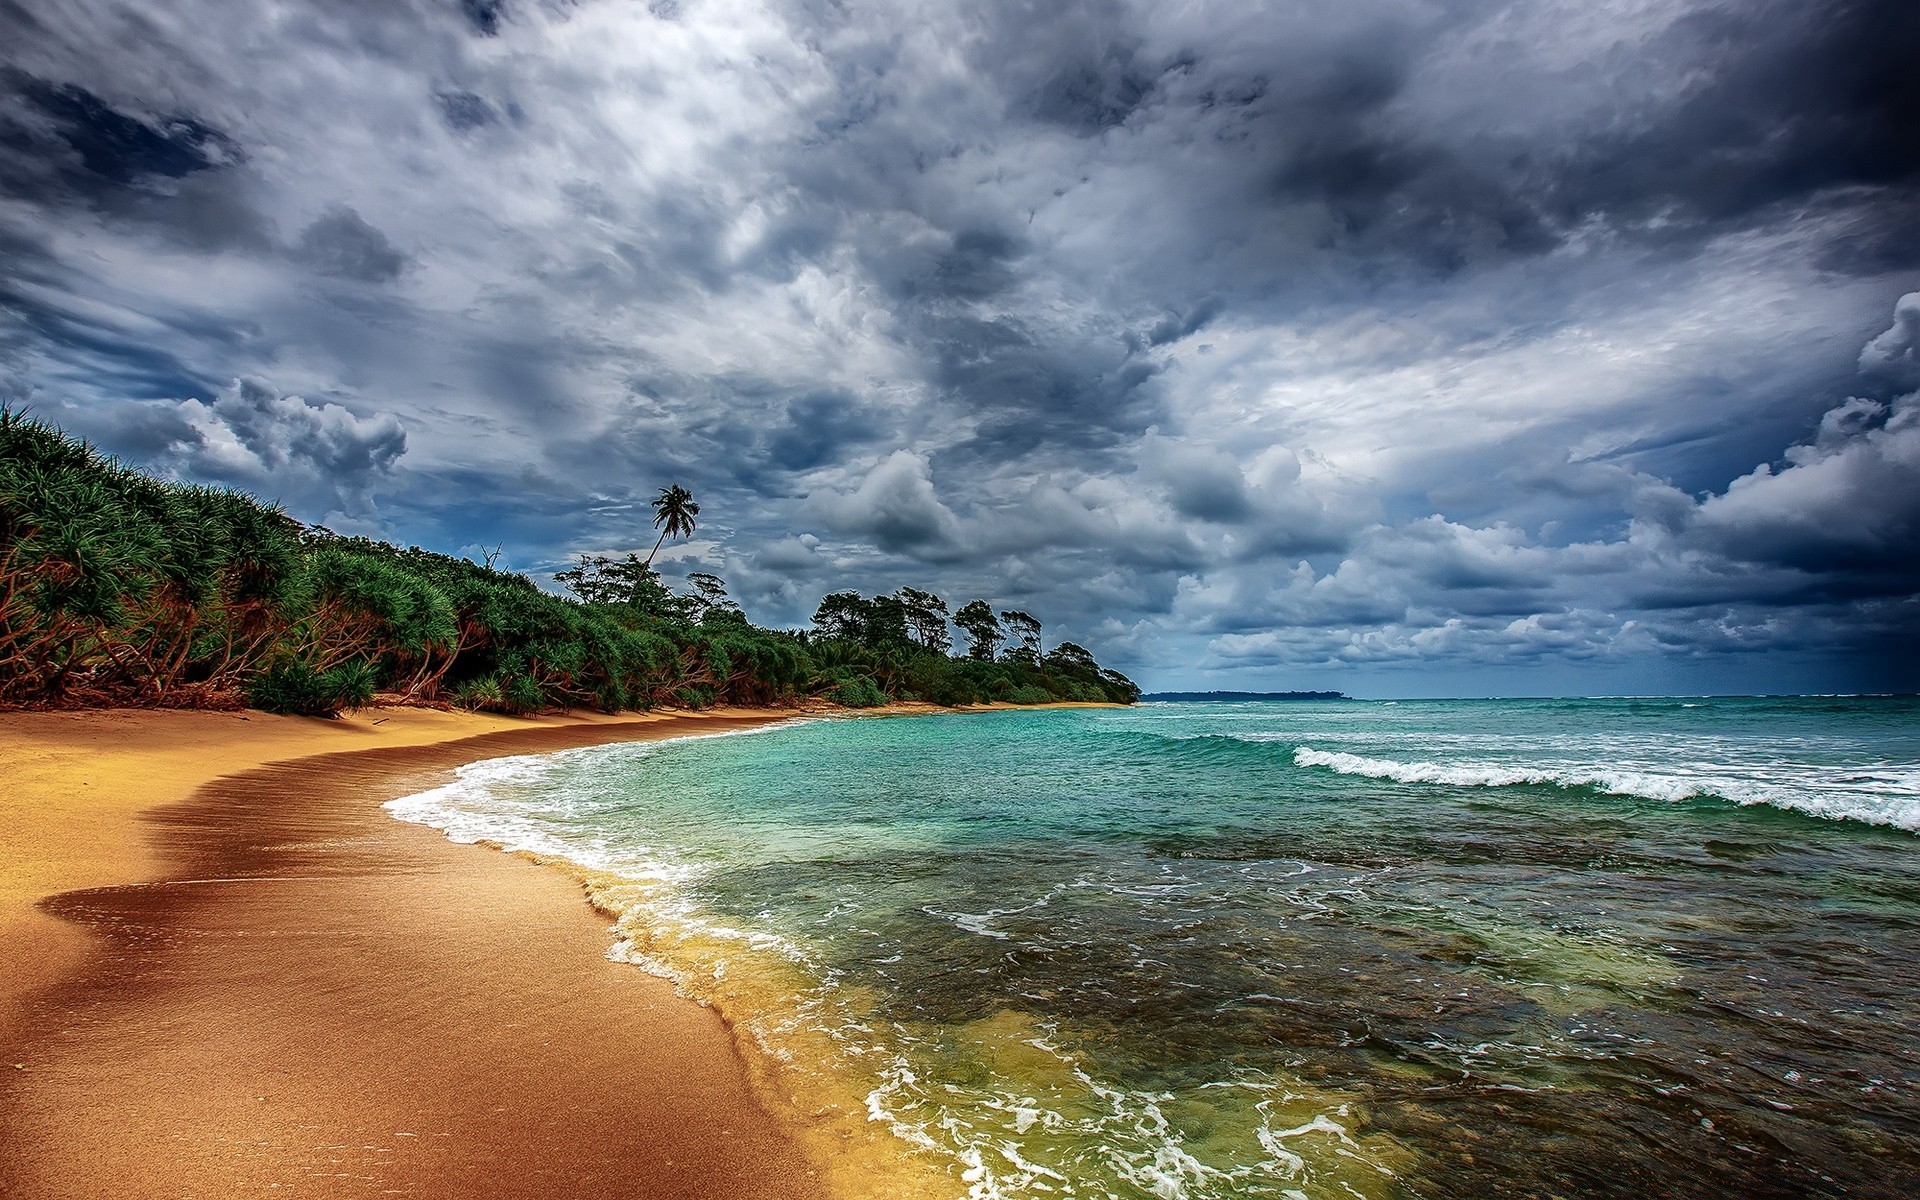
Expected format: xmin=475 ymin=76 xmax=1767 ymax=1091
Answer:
xmin=0 ymin=700 xmax=1104 ymax=1198
xmin=0 ymin=704 xmax=831 ymax=1199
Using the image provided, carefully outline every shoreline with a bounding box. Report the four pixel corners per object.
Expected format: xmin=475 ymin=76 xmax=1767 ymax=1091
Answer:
xmin=0 ymin=699 xmax=1104 ymax=1198
xmin=0 ymin=704 xmax=833 ymax=1198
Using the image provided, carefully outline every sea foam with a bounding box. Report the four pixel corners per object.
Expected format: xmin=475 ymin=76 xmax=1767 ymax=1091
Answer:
xmin=1292 ymin=746 xmax=1920 ymax=832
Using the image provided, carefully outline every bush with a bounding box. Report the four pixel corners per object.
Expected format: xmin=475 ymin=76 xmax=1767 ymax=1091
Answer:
xmin=673 ymin=684 xmax=716 ymax=709
xmin=498 ymin=670 xmax=546 ymax=715
xmin=247 ymin=658 xmax=376 ymax=717
xmin=453 ymin=676 xmax=504 ymax=711
xmin=1006 ymin=685 xmax=1053 ymax=705
xmin=827 ymin=676 xmax=886 ymax=708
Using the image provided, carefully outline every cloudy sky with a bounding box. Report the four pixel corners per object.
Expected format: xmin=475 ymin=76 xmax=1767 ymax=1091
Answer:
xmin=3 ymin=0 xmax=1916 ymax=695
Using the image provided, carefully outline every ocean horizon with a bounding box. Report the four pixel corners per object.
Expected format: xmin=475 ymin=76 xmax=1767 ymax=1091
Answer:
xmin=390 ymin=696 xmax=1920 ymax=1199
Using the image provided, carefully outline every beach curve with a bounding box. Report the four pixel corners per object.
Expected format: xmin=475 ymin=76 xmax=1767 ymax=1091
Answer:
xmin=0 ymin=704 xmax=832 ymax=1200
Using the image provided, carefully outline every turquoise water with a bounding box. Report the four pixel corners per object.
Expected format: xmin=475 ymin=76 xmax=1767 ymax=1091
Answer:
xmin=391 ymin=697 xmax=1920 ymax=1199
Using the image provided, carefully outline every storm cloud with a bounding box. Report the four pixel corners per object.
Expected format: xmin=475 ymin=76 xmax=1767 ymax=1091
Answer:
xmin=2 ymin=0 xmax=1916 ymax=694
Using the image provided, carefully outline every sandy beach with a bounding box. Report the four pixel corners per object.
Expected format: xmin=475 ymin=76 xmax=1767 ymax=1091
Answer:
xmin=0 ymin=705 xmax=829 ymax=1199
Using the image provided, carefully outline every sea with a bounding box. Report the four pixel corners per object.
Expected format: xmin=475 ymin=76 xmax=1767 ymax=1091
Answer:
xmin=387 ymin=696 xmax=1920 ymax=1199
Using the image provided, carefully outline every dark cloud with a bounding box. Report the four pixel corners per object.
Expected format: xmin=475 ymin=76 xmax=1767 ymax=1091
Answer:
xmin=1691 ymin=398 xmax=1920 ymax=587
xmin=1860 ymin=293 xmax=1920 ymax=390
xmin=1142 ymin=300 xmax=1220 ymax=348
xmin=766 ymin=392 xmax=888 ymax=473
xmin=0 ymin=71 xmax=269 ymax=251
xmin=921 ymin=229 xmax=1025 ymax=302
xmin=0 ymin=228 xmax=230 ymax=399
xmin=295 ymin=205 xmax=409 ymax=283
xmin=963 ymin=0 xmax=1159 ymax=133
xmin=805 ymin=451 xmax=965 ymax=558
xmin=8 ymin=75 xmax=238 ymax=190
xmin=1544 ymin=0 xmax=1920 ymax=249
xmin=435 ymin=89 xmax=497 ymax=132
xmin=920 ymin=313 xmax=1163 ymax=458
xmin=458 ymin=0 xmax=504 ymax=37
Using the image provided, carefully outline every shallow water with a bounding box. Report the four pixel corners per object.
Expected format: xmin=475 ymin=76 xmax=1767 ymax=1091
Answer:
xmin=390 ymin=697 xmax=1920 ymax=1198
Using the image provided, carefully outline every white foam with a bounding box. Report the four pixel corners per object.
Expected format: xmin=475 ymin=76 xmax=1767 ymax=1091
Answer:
xmin=383 ymin=721 xmax=806 ymax=870
xmin=1292 ymin=747 xmax=1920 ymax=832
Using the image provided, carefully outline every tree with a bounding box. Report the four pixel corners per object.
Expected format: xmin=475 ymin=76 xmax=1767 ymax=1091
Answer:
xmin=684 ymin=571 xmax=742 ymax=622
xmin=954 ymin=599 xmax=1003 ymax=661
xmin=999 ymin=609 xmax=1041 ymax=663
xmin=811 ymin=590 xmax=913 ymax=648
xmin=896 ymin=587 xmax=951 ymax=655
xmin=865 ymin=593 xmax=912 ymax=647
xmin=553 ymin=552 xmax=673 ymax=612
xmin=812 ymin=591 xmax=870 ymax=642
xmin=644 ymin=485 xmax=699 ymax=567
xmin=1044 ymin=641 xmax=1099 ymax=673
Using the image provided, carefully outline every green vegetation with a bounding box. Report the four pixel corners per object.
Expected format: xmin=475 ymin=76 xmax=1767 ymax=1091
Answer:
xmin=0 ymin=407 xmax=1137 ymax=716
xmin=804 ymin=590 xmax=1138 ymax=708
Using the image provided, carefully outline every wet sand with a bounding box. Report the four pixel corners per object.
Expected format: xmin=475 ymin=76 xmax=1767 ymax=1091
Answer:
xmin=0 ymin=707 xmax=823 ymax=1199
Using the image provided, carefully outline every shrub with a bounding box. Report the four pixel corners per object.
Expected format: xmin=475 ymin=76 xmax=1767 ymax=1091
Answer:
xmin=498 ymin=670 xmax=546 ymax=715
xmin=453 ymin=675 xmax=504 ymax=711
xmin=247 ymin=658 xmax=376 ymax=717
xmin=827 ymin=676 xmax=886 ymax=708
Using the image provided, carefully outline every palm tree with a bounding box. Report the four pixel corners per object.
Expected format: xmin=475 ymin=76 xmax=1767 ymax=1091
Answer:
xmin=643 ymin=485 xmax=700 ymax=567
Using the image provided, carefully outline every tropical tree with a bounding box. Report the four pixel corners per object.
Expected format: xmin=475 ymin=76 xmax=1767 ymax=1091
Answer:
xmin=896 ymin=586 xmax=951 ymax=654
xmin=812 ymin=590 xmax=911 ymax=647
xmin=811 ymin=591 xmax=870 ymax=642
xmin=553 ymin=552 xmax=673 ymax=613
xmin=954 ymin=599 xmax=1003 ymax=661
xmin=684 ymin=571 xmax=741 ymax=621
xmin=999 ymin=609 xmax=1041 ymax=663
xmin=644 ymin=485 xmax=699 ymax=567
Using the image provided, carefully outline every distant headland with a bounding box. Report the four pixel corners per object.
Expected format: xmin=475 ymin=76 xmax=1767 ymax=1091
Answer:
xmin=1143 ymin=690 xmax=1348 ymax=702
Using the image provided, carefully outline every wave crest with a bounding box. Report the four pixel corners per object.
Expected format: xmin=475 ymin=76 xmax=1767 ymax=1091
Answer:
xmin=1292 ymin=747 xmax=1920 ymax=833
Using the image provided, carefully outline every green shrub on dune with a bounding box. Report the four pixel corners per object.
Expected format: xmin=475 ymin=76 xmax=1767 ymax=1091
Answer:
xmin=0 ymin=407 xmax=1138 ymax=715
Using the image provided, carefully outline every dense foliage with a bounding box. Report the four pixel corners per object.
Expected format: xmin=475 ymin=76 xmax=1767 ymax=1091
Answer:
xmin=804 ymin=589 xmax=1138 ymax=708
xmin=0 ymin=409 xmax=1137 ymax=715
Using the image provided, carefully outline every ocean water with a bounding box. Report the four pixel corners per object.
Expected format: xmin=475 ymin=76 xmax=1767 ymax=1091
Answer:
xmin=388 ymin=697 xmax=1920 ymax=1199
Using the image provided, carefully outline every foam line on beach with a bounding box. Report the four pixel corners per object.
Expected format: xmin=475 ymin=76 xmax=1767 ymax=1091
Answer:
xmin=383 ymin=720 xmax=808 ymax=870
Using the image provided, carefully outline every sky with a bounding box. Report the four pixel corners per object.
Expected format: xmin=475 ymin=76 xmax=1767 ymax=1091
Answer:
xmin=2 ymin=0 xmax=1916 ymax=697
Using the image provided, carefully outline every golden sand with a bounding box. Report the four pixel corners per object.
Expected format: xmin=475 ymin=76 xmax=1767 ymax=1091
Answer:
xmin=1 ymin=707 xmax=665 ymax=1022
xmin=0 ymin=704 xmax=822 ymax=1199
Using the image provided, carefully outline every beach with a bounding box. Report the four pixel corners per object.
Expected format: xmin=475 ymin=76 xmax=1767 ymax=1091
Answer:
xmin=7 ymin=697 xmax=1917 ymax=1200
xmin=0 ymin=705 xmax=827 ymax=1200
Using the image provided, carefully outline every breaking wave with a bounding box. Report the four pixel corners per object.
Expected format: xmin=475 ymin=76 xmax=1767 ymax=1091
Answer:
xmin=1292 ymin=746 xmax=1920 ymax=832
